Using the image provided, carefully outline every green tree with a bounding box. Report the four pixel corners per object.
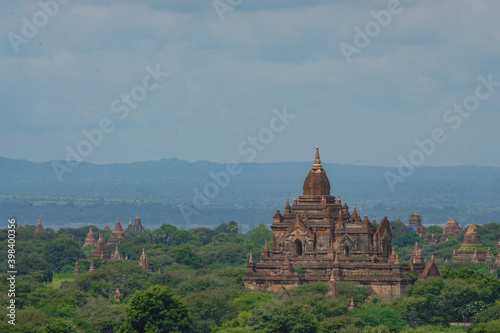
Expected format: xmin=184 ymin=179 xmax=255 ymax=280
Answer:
xmin=427 ymin=225 xmax=443 ymax=237
xmin=42 ymin=238 xmax=86 ymax=272
xmin=184 ymin=289 xmax=239 ymax=332
xmin=252 ymin=304 xmax=318 ymax=333
xmin=75 ymin=261 xmax=150 ymax=299
xmin=228 ymin=221 xmax=239 ymax=234
xmin=245 ymin=224 xmax=272 ymax=246
xmin=120 ymin=285 xmax=192 ymax=333
xmin=215 ymin=222 xmax=230 ymax=233
xmin=197 ymin=243 xmax=246 ymax=267
xmin=353 ymin=303 xmax=407 ymax=332
xmin=173 ymin=246 xmax=203 ymax=269
xmin=473 ymin=304 xmax=500 ymax=324
xmin=36 ymin=320 xmax=77 ymax=333
xmin=470 ymin=318 xmax=500 ymax=333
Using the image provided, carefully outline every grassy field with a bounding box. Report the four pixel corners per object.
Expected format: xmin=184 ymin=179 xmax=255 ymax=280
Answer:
xmin=52 ymin=272 xmax=76 ymax=288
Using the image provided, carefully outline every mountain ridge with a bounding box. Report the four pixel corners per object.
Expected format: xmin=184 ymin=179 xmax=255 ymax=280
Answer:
xmin=1 ymin=156 xmax=499 ymax=229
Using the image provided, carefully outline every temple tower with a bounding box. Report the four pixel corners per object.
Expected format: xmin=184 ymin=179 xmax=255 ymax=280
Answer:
xmin=93 ymin=234 xmax=111 ymax=260
xmin=138 ymin=248 xmax=151 ymax=271
xmin=84 ymin=227 xmax=97 ymax=247
xmin=35 ymin=220 xmax=43 ymax=233
xmin=107 ymin=219 xmax=127 ymax=245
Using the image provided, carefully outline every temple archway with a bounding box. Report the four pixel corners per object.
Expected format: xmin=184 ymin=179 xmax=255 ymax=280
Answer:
xmin=344 ymin=245 xmax=350 ymax=257
xmin=294 ymin=239 xmax=303 ymax=256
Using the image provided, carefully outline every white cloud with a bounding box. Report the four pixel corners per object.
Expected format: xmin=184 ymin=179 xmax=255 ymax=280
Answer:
xmin=1 ymin=0 xmax=499 ymax=166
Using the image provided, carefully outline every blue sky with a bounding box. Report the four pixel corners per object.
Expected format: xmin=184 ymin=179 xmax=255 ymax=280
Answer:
xmin=1 ymin=0 xmax=500 ymax=167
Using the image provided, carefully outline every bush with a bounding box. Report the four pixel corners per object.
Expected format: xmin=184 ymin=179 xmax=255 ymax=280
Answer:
xmin=173 ymin=246 xmax=203 ymax=269
xmin=472 ymin=303 xmax=500 ymax=324
xmin=120 ymin=285 xmax=192 ymax=333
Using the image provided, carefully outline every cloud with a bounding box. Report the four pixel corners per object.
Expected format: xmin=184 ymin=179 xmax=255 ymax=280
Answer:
xmin=1 ymin=0 xmax=499 ymax=166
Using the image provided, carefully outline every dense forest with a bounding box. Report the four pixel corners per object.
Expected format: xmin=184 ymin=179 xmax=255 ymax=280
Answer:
xmin=1 ymin=220 xmax=500 ymax=332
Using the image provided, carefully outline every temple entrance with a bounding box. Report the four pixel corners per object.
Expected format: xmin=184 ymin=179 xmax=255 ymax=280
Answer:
xmin=344 ymin=246 xmax=350 ymax=257
xmin=294 ymin=239 xmax=303 ymax=256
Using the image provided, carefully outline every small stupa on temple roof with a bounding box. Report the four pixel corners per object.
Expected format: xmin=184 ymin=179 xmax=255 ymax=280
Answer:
xmin=84 ymin=227 xmax=97 ymax=247
xmin=35 ymin=219 xmax=43 ymax=233
xmin=24 ymin=221 xmax=28 ymax=228
xmin=107 ymin=219 xmax=127 ymax=245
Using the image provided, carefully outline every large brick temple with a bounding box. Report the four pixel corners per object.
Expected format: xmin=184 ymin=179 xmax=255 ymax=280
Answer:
xmin=243 ymin=147 xmax=440 ymax=300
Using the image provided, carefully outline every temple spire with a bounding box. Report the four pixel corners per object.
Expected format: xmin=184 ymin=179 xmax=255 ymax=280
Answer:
xmin=313 ymin=146 xmax=322 ymax=168
xmin=348 ymin=297 xmax=355 ymax=310
xmin=74 ymin=261 xmax=80 ymax=274
xmin=261 ymin=240 xmax=270 ymax=258
xmin=412 ymin=242 xmax=419 ymax=261
xmin=114 ymin=288 xmax=121 ymax=302
xmin=139 ymin=248 xmax=151 ymax=271
xmin=84 ymin=227 xmax=97 ymax=247
xmin=35 ymin=219 xmax=43 ymax=233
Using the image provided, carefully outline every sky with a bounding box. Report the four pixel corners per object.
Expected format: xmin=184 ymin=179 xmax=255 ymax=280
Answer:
xmin=1 ymin=0 xmax=500 ymax=168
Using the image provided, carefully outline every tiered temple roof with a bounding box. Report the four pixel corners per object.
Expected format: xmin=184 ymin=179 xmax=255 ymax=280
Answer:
xmin=242 ymin=147 xmax=440 ymax=300
xmin=84 ymin=227 xmax=97 ymax=247
xmin=107 ymin=219 xmax=127 ymax=245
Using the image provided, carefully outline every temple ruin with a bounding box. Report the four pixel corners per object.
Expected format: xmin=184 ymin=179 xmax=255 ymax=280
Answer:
xmin=242 ymin=147 xmax=440 ymax=300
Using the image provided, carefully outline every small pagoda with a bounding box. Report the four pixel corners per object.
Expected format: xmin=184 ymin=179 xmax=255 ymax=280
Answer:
xmin=440 ymin=218 xmax=462 ymax=243
xmin=83 ymin=227 xmax=97 ymax=247
xmin=93 ymin=234 xmax=111 ymax=260
xmin=107 ymin=219 xmax=127 ymax=245
xmin=451 ymin=225 xmax=487 ymax=262
xmin=138 ymin=249 xmax=152 ymax=272
xmin=126 ymin=212 xmax=146 ymax=232
xmin=110 ymin=244 xmax=122 ymax=260
xmin=35 ymin=220 xmax=44 ymax=233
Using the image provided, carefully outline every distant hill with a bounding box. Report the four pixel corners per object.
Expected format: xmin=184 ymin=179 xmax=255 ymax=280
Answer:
xmin=1 ymin=157 xmax=499 ymax=229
